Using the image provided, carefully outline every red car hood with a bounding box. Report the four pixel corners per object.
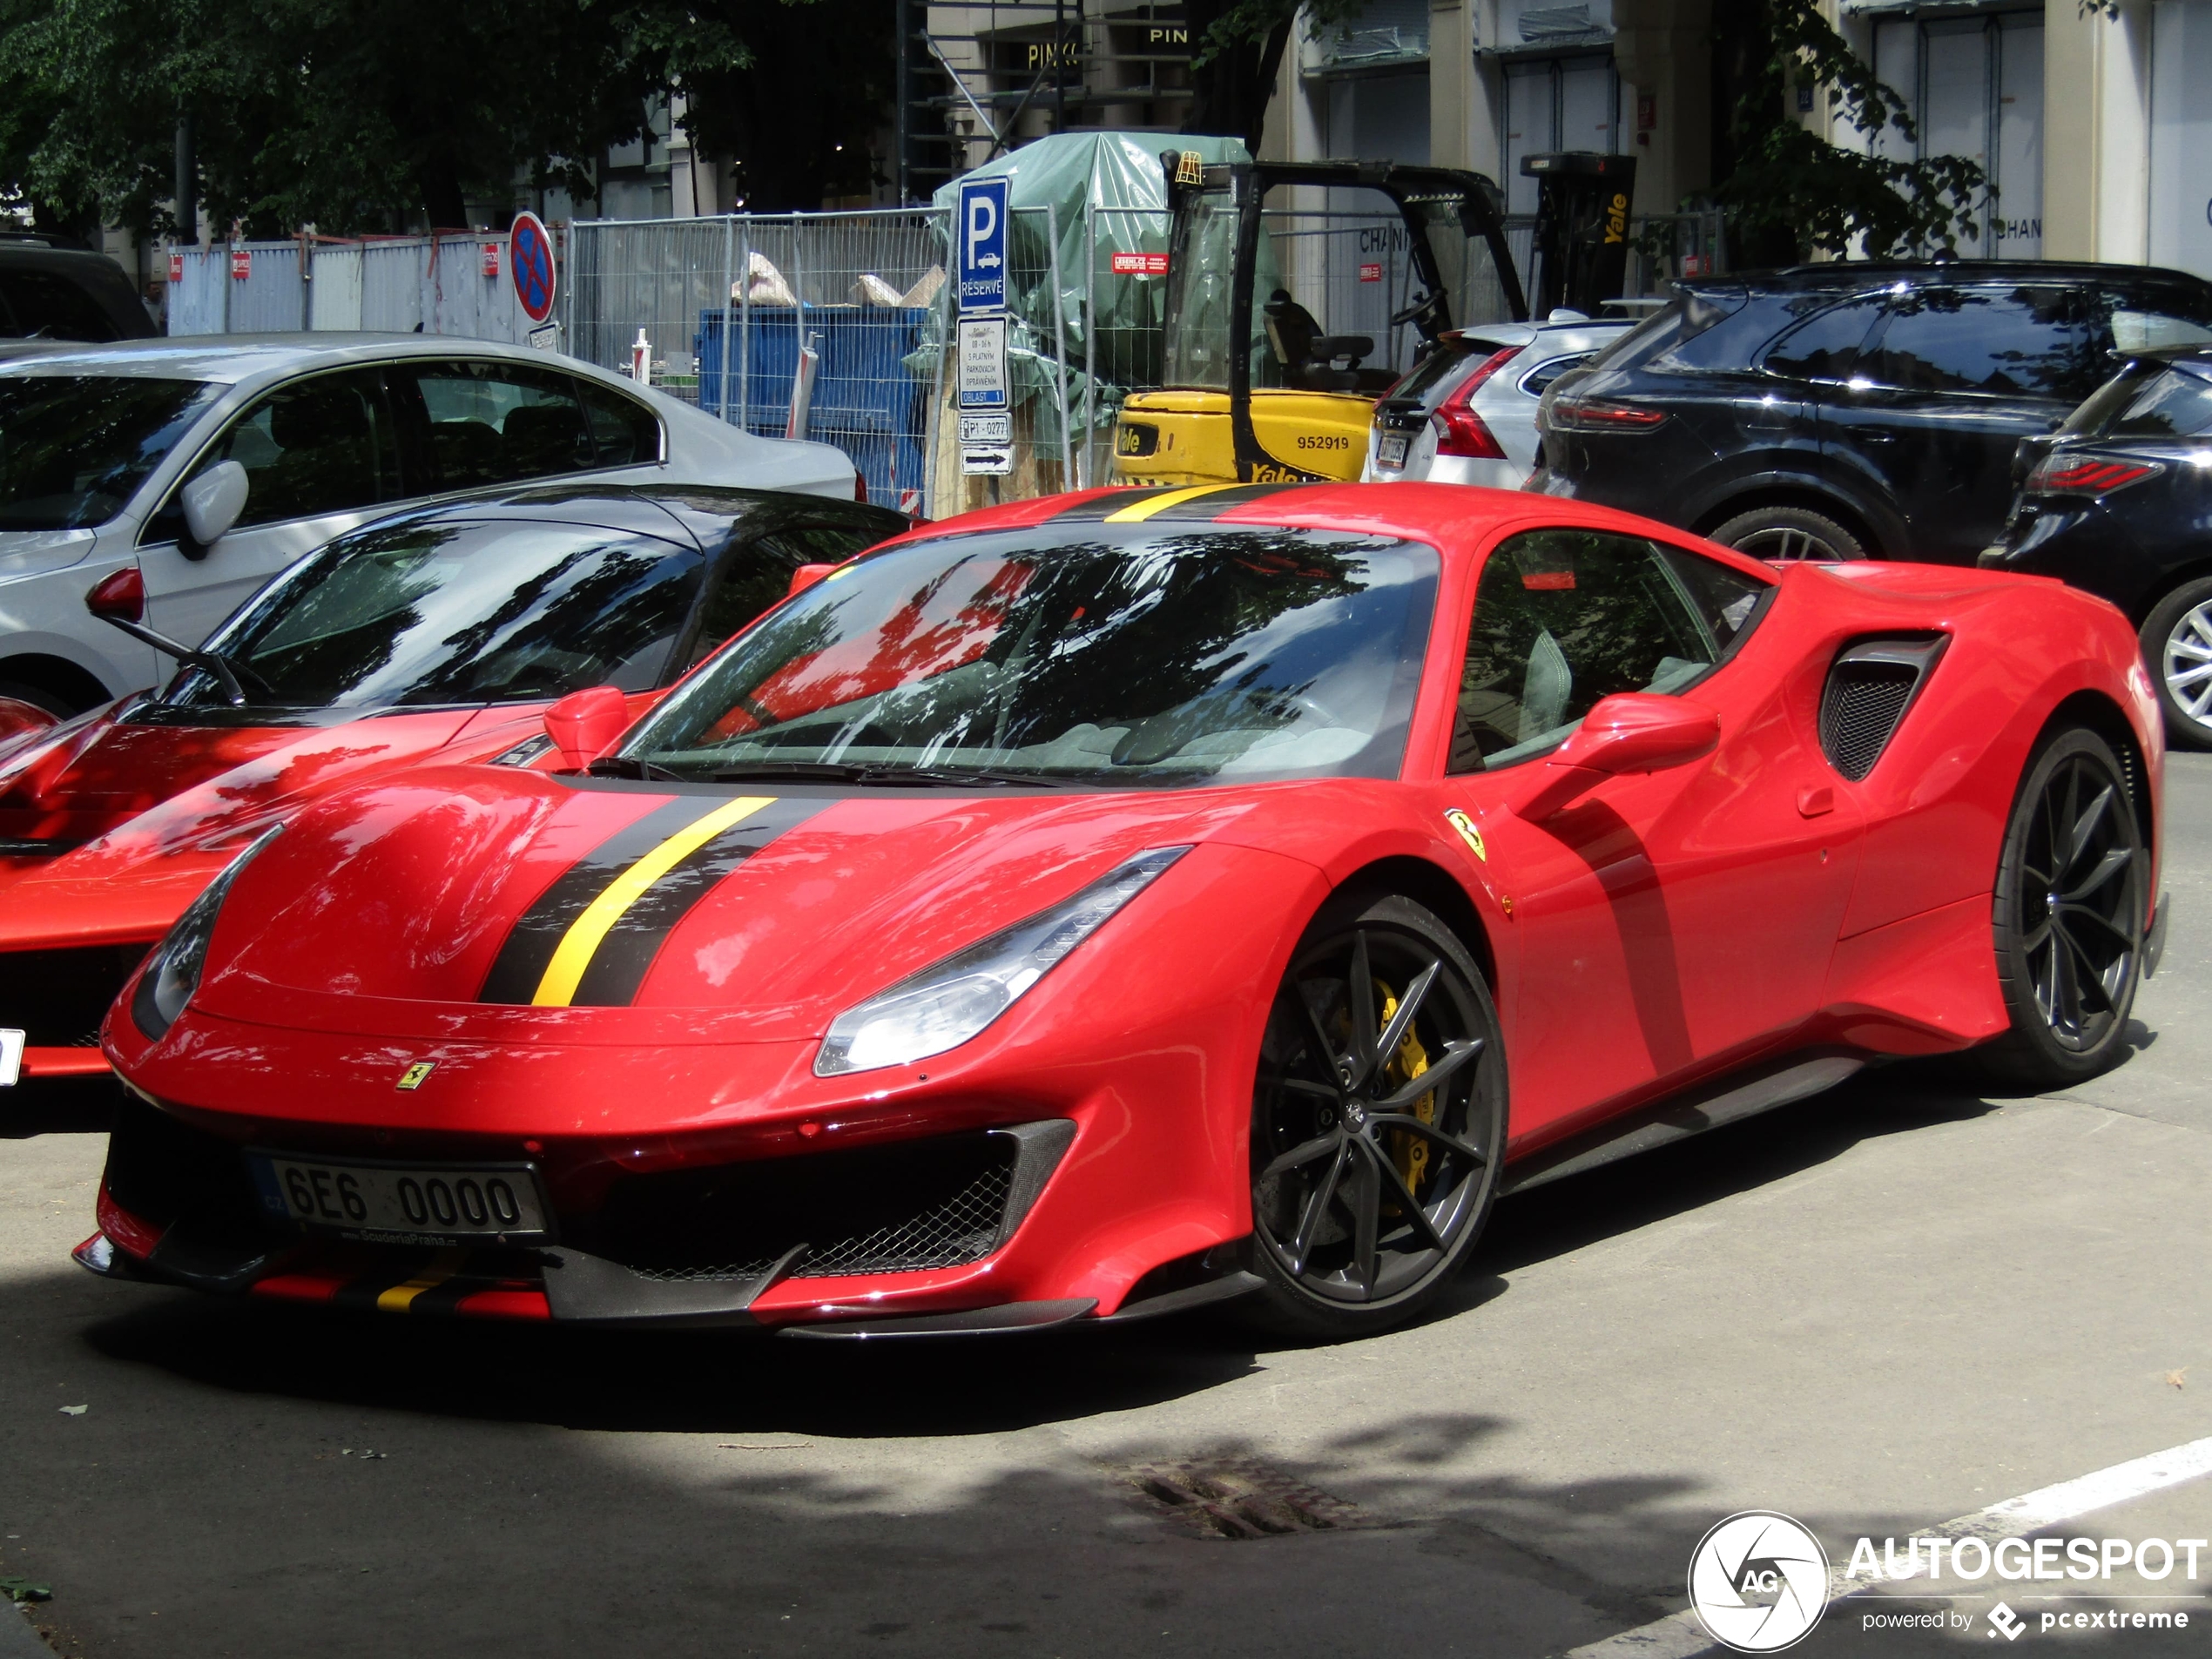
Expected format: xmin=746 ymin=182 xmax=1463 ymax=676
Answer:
xmin=192 ymin=768 xmax=1264 ymax=1044
xmin=0 ymin=705 xmax=554 ymax=948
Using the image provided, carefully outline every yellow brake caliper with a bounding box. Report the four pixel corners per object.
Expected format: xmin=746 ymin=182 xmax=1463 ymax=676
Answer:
xmin=1375 ymin=984 xmax=1434 ymax=1201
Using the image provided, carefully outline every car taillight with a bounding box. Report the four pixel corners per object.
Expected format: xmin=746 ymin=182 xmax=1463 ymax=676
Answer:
xmin=1546 ymin=395 xmax=1668 ymax=433
xmin=1430 ymin=347 xmax=1520 ymax=459
xmin=853 ymin=473 xmax=869 ymax=502
xmin=2025 ymin=455 xmax=2163 ymax=496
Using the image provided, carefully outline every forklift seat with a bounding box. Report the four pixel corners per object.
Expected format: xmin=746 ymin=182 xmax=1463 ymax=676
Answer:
xmin=1263 ymin=291 xmax=1394 ymax=394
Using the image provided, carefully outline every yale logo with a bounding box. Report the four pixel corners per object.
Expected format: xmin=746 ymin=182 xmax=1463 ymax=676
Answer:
xmin=396 ymin=1062 xmax=436 ymax=1091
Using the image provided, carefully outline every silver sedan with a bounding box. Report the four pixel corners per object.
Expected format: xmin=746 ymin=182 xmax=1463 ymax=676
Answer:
xmin=0 ymin=334 xmax=859 ymax=713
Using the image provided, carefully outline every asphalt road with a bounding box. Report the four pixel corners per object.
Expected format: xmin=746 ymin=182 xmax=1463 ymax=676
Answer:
xmin=6 ymin=759 xmax=2212 ymax=1659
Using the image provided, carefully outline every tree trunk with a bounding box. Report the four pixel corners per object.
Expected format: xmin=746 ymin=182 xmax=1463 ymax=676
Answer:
xmin=1182 ymin=0 xmax=1291 ymax=152
xmin=414 ymin=156 xmax=470 ymax=231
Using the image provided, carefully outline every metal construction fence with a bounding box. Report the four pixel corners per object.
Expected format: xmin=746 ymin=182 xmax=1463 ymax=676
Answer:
xmin=165 ymin=202 xmax=1722 ymax=516
xmin=168 ymin=232 xmax=553 ymax=341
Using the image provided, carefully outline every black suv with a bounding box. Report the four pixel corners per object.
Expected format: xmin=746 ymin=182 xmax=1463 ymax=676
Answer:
xmin=0 ymin=232 xmax=158 ymax=345
xmin=1533 ymin=262 xmax=2212 ymax=563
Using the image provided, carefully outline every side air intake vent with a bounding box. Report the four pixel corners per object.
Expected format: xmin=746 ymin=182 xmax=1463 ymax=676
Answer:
xmin=1818 ymin=635 xmax=1947 ymax=781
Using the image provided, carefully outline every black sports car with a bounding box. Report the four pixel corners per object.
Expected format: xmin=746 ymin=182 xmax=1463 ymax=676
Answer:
xmin=1984 ymin=346 xmax=2212 ymax=745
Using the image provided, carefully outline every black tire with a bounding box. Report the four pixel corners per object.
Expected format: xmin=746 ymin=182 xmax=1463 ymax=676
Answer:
xmin=1982 ymin=725 xmax=2148 ymax=1088
xmin=1709 ymin=505 xmax=1865 ymax=563
xmin=1245 ymin=891 xmax=1507 ymax=1339
xmin=2138 ymin=577 xmax=2212 ymax=750
xmin=0 ymin=679 xmax=75 ymax=719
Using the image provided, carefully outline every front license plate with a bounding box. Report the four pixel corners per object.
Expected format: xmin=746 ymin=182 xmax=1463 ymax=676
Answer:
xmin=249 ymin=1154 xmax=552 ymax=1244
xmin=1376 ymin=432 xmax=1409 ymax=469
xmin=0 ymin=1028 xmax=22 ymax=1088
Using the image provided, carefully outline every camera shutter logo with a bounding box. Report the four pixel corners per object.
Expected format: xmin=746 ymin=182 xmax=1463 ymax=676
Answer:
xmin=1687 ymin=1511 xmax=1830 ymax=1653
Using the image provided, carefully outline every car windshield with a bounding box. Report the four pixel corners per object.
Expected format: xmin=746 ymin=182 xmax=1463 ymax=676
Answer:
xmin=0 ymin=375 xmax=220 ymax=530
xmin=164 ymin=518 xmax=705 ymax=710
xmin=617 ymin=525 xmax=1440 ymax=787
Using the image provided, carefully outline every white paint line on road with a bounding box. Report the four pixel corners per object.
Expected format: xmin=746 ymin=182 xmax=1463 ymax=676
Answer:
xmin=1561 ymin=1433 xmax=2212 ymax=1659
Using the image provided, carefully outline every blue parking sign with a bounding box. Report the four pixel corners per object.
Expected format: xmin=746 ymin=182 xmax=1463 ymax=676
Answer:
xmin=957 ymin=177 xmax=1009 ymax=314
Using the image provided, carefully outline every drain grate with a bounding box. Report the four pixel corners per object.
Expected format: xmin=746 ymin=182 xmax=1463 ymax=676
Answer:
xmin=1128 ymin=1459 xmax=1372 ymax=1540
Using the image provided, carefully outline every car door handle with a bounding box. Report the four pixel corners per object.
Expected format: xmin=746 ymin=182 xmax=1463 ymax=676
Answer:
xmin=1797 ymin=785 xmax=1835 ymax=818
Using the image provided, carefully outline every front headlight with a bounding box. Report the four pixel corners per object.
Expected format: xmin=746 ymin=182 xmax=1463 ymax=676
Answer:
xmin=129 ymin=826 xmax=282 ymax=1042
xmin=815 ymin=846 xmax=1190 ymax=1077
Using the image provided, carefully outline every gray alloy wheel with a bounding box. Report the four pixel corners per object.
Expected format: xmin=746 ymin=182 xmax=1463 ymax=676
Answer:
xmin=1246 ymin=892 xmax=1507 ymax=1338
xmin=1983 ymin=725 xmax=2148 ymax=1088
xmin=1710 ymin=505 xmax=1865 ymax=563
xmin=2140 ymin=576 xmax=2212 ymax=749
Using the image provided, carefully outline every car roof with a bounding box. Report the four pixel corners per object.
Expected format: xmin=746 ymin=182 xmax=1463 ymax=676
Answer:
xmin=1689 ymin=260 xmax=2212 ymax=297
xmin=326 ymin=482 xmax=907 ymax=551
xmin=0 ymin=333 xmax=615 ymax=388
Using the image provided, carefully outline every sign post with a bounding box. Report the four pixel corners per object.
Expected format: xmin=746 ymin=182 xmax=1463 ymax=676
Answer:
xmin=955 ymin=176 xmax=1014 ymax=477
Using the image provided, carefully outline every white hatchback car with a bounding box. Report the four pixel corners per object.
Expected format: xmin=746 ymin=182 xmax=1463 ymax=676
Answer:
xmin=1362 ymin=314 xmax=1633 ymax=489
xmin=0 ymin=335 xmax=860 ymax=713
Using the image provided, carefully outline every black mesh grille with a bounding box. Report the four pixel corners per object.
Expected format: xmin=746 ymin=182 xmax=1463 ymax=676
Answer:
xmin=579 ymin=1131 xmax=1018 ymax=1283
xmin=0 ymin=943 xmax=152 ymax=1049
xmin=1819 ymin=662 xmax=1919 ymax=781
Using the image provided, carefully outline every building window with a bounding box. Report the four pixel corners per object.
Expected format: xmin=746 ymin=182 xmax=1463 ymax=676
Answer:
xmin=1865 ymin=10 xmax=2043 ymax=259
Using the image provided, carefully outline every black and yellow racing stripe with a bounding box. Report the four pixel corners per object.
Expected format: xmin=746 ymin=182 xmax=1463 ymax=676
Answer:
xmin=1048 ymin=482 xmax=1312 ymax=524
xmin=477 ymin=793 xmax=824 ymax=1008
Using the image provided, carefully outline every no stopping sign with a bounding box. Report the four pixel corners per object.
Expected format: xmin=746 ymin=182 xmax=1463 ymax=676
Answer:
xmin=509 ymin=212 xmax=557 ymax=324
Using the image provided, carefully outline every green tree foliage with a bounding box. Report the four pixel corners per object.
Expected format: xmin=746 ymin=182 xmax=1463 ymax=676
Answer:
xmin=1714 ymin=0 xmax=1988 ymax=260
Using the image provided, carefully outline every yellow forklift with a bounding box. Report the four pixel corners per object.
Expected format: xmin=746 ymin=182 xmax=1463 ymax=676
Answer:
xmin=1114 ymin=156 xmax=1527 ymax=486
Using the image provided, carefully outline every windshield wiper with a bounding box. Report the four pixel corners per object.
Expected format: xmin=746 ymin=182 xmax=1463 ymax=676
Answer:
xmin=586 ymin=756 xmax=689 ymax=781
xmin=707 ymin=760 xmax=1065 ymax=789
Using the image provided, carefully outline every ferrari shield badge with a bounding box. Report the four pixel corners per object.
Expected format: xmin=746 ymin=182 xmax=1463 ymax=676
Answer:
xmin=1444 ymin=809 xmax=1487 ymax=862
xmin=396 ymin=1062 xmax=435 ymax=1091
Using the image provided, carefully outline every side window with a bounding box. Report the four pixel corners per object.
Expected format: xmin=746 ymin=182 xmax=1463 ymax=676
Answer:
xmin=195 ymin=367 xmax=402 ymax=528
xmin=1520 ymin=352 xmax=1592 ymax=398
xmin=1761 ymin=296 xmax=1885 ymax=382
xmin=684 ymin=523 xmax=881 ymax=669
xmin=396 ymin=361 xmax=595 ymax=491
xmin=575 ymin=380 xmax=663 ymax=468
xmin=1449 ymin=529 xmax=1765 ymax=772
xmin=1860 ymin=287 xmax=2098 ymax=400
xmin=0 ymin=268 xmax=120 ymax=342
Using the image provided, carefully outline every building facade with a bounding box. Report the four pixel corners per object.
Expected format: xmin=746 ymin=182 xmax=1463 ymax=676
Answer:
xmin=913 ymin=0 xmax=2212 ymax=282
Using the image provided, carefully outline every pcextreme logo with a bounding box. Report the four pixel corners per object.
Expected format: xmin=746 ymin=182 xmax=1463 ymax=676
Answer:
xmin=1688 ymin=1511 xmax=1831 ymax=1652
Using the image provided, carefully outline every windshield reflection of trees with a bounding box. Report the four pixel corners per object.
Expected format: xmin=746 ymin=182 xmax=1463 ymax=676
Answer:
xmin=0 ymin=379 xmax=216 ymax=530
xmin=651 ymin=529 xmax=1426 ymax=781
xmin=176 ymin=525 xmax=699 ymax=708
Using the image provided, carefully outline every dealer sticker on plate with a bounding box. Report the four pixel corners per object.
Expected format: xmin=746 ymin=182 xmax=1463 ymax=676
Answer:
xmin=1376 ymin=432 xmax=1409 ymax=469
xmin=248 ymin=1154 xmax=552 ymax=1244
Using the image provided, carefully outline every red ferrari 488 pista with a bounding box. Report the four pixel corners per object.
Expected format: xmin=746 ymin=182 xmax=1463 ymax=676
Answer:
xmin=79 ymin=482 xmax=2166 ymax=1339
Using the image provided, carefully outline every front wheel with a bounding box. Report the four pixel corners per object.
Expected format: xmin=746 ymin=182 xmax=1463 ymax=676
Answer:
xmin=1247 ymin=893 xmax=1507 ymax=1339
xmin=1983 ymin=726 xmax=2148 ymax=1087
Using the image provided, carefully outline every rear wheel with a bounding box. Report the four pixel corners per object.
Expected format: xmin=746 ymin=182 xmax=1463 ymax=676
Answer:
xmin=2138 ymin=577 xmax=2212 ymax=749
xmin=1710 ymin=505 xmax=1865 ymax=563
xmin=1983 ymin=726 xmax=2148 ymax=1087
xmin=1247 ymin=893 xmax=1507 ymax=1339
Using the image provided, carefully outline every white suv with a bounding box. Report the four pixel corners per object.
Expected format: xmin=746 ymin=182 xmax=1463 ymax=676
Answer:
xmin=0 ymin=334 xmax=859 ymax=713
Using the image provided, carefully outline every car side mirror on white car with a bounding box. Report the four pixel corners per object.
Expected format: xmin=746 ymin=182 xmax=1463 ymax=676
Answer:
xmin=180 ymin=461 xmax=250 ymax=554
